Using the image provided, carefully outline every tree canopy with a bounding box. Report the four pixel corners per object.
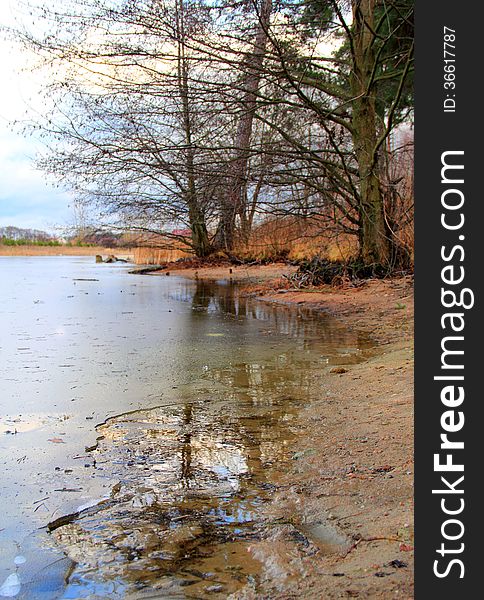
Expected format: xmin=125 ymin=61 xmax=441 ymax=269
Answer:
xmin=8 ymin=0 xmax=414 ymax=268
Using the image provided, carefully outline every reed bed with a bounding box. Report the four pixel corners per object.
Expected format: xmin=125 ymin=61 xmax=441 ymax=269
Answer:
xmin=0 ymin=245 xmax=134 ymax=258
xmin=133 ymin=246 xmax=190 ymax=264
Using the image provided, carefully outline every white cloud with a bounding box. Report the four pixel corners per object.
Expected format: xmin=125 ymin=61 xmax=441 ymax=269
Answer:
xmin=0 ymin=1 xmax=73 ymax=233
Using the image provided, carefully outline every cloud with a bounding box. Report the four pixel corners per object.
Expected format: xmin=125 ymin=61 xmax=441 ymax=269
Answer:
xmin=0 ymin=3 xmax=73 ymax=234
xmin=0 ymin=127 xmax=73 ymax=232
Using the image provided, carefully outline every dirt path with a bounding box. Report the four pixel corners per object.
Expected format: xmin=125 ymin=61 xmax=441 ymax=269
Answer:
xmin=162 ymin=265 xmax=414 ymax=599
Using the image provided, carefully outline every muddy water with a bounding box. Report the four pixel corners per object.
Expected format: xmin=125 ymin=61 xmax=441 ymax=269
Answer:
xmin=0 ymin=257 xmax=372 ymax=598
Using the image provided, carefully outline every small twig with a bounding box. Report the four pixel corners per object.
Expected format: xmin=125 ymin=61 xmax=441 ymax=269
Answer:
xmin=344 ymin=535 xmax=403 ymax=557
xmin=335 ymin=511 xmax=365 ymax=523
xmin=33 ymin=496 xmax=50 ymax=505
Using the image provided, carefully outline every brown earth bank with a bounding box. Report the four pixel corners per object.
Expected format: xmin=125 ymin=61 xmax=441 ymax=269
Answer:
xmin=0 ymin=244 xmax=134 ymax=258
xmin=158 ymin=263 xmax=414 ymax=599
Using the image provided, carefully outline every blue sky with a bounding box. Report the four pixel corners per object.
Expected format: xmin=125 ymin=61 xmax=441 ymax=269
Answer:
xmin=0 ymin=2 xmax=73 ymax=234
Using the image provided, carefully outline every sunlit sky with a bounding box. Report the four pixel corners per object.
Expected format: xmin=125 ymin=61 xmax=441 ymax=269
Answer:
xmin=0 ymin=1 xmax=73 ymax=234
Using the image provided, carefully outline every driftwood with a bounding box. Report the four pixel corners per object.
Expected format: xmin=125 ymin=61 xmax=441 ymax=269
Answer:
xmin=128 ymin=265 xmax=167 ymax=275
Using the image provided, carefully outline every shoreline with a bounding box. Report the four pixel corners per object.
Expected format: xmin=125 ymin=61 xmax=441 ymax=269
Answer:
xmin=0 ymin=245 xmax=134 ymax=258
xmin=159 ymin=263 xmax=414 ymax=598
xmin=3 ymin=256 xmax=413 ymax=597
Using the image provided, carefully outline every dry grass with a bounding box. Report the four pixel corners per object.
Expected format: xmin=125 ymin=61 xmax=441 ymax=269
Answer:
xmin=239 ymin=217 xmax=359 ymax=262
xmin=130 ymin=222 xmax=356 ymax=265
xmin=133 ymin=245 xmax=190 ymax=264
xmin=126 ymin=183 xmax=415 ymax=268
xmin=0 ymin=245 xmax=134 ymax=257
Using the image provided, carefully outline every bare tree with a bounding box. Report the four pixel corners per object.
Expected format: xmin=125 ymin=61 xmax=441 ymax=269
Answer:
xmin=241 ymin=0 xmax=414 ymax=266
xmin=213 ymin=0 xmax=273 ymax=251
xmin=9 ymin=0 xmax=413 ymax=268
xmin=13 ymin=0 xmax=223 ymax=256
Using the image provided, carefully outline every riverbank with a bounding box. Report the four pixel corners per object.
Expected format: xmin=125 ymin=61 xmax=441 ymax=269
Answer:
xmin=0 ymin=244 xmax=134 ymax=259
xmin=160 ymin=263 xmax=414 ymax=598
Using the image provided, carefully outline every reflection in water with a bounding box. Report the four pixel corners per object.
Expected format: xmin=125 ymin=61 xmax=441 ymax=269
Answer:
xmin=180 ymin=404 xmax=194 ymax=489
xmin=55 ymin=395 xmax=298 ymax=599
xmin=52 ymin=281 xmax=370 ymax=599
xmin=0 ymin=259 xmax=372 ymax=599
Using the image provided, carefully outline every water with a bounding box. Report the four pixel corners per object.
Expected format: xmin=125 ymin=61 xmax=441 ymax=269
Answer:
xmin=0 ymin=256 xmax=372 ymax=598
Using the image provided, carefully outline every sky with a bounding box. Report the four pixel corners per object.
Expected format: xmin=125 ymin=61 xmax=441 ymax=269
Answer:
xmin=0 ymin=1 xmax=73 ymax=235
xmin=0 ymin=2 xmax=347 ymax=237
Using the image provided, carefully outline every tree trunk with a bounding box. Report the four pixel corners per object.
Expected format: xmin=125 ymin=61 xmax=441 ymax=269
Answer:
xmin=176 ymin=0 xmax=211 ymax=258
xmin=188 ymin=202 xmax=211 ymax=257
xmin=215 ymin=0 xmax=273 ymax=251
xmin=351 ymin=0 xmax=391 ymax=266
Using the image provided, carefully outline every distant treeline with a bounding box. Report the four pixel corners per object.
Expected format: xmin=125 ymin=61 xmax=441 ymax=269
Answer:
xmin=0 ymin=226 xmax=131 ymax=247
xmin=0 ymin=237 xmax=62 ymax=246
xmin=0 ymin=226 xmax=56 ymax=243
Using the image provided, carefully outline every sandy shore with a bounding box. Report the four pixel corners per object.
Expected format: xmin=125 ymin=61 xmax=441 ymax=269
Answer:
xmin=159 ymin=263 xmax=414 ymax=598
xmin=157 ymin=261 xmax=296 ymax=283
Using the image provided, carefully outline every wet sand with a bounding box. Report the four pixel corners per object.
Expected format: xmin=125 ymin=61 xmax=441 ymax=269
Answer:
xmin=162 ymin=265 xmax=414 ymax=598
